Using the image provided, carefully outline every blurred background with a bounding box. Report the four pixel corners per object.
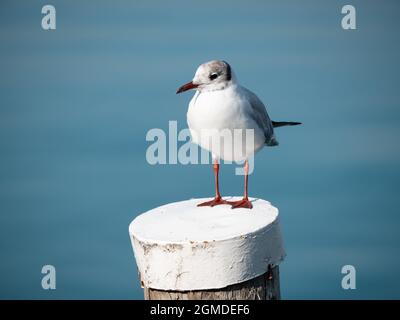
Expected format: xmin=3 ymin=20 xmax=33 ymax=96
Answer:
xmin=0 ymin=0 xmax=399 ymax=299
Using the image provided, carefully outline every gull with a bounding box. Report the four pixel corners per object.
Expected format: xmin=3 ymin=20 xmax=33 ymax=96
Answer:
xmin=176 ymin=60 xmax=301 ymax=209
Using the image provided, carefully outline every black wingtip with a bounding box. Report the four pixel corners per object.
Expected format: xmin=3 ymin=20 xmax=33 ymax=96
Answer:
xmin=272 ymin=121 xmax=302 ymax=128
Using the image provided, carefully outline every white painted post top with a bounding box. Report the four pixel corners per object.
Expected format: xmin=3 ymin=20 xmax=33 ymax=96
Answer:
xmin=129 ymin=197 xmax=285 ymax=291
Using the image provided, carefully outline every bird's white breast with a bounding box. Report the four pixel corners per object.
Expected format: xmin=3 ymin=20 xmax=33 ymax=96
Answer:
xmin=187 ymin=85 xmax=266 ymax=162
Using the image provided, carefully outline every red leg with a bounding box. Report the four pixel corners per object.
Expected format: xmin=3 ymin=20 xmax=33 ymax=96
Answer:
xmin=197 ymin=160 xmax=229 ymax=207
xmin=230 ymin=160 xmax=253 ymax=209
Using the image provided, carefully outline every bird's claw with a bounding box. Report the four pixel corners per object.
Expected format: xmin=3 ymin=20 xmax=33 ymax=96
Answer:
xmin=197 ymin=197 xmax=229 ymax=207
xmin=228 ymin=198 xmax=253 ymax=209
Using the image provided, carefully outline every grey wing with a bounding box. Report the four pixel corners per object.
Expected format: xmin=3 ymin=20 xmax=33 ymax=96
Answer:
xmin=242 ymin=87 xmax=278 ymax=146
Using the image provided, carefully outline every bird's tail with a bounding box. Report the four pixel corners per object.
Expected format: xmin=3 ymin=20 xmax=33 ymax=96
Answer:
xmin=272 ymin=121 xmax=302 ymax=128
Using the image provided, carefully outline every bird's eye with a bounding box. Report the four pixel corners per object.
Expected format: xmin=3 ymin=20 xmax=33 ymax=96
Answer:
xmin=209 ymin=73 xmax=218 ymax=80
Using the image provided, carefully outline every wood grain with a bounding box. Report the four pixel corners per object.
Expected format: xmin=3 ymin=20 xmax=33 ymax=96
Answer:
xmin=143 ymin=266 xmax=280 ymax=300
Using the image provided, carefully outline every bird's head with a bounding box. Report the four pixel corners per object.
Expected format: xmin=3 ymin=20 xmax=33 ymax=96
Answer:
xmin=176 ymin=60 xmax=234 ymax=94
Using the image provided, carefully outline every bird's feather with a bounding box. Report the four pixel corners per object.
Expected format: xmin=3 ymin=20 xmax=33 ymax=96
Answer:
xmin=241 ymin=86 xmax=277 ymax=146
xmin=272 ymin=121 xmax=302 ymax=128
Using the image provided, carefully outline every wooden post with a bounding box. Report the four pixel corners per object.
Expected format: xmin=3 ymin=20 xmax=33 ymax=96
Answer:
xmin=129 ymin=198 xmax=285 ymax=300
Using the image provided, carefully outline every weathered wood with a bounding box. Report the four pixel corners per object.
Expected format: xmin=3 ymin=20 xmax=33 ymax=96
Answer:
xmin=143 ymin=266 xmax=280 ymax=300
xmin=129 ymin=199 xmax=285 ymax=299
xmin=129 ymin=198 xmax=285 ymax=291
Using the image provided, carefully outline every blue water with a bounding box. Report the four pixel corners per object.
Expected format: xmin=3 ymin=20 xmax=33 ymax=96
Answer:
xmin=1 ymin=0 xmax=400 ymax=299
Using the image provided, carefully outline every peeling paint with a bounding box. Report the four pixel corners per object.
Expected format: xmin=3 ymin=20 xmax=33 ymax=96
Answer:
xmin=129 ymin=198 xmax=285 ymax=291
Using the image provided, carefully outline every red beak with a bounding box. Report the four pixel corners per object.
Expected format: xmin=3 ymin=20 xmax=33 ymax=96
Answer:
xmin=176 ymin=81 xmax=199 ymax=94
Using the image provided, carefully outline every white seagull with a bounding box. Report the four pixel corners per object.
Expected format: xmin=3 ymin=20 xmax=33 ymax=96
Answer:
xmin=177 ymin=60 xmax=301 ymax=209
